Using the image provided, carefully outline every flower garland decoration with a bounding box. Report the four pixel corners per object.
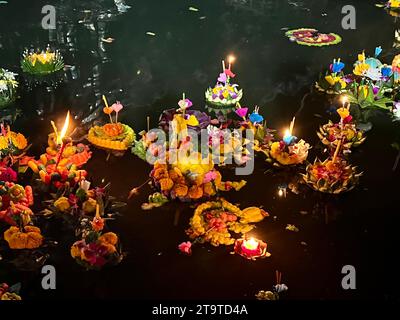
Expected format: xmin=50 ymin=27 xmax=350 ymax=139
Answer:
xmin=88 ymin=96 xmax=135 ymax=152
xmin=0 ymin=68 xmax=18 ymax=109
xmin=184 ymin=198 xmax=268 ymax=248
xmin=21 ymin=48 xmax=64 ymax=76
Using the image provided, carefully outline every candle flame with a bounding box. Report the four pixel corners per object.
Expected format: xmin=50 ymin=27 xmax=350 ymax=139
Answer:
xmin=284 ymin=129 xmax=291 ymax=139
xmin=228 ymin=55 xmax=236 ymax=64
xmin=244 ymin=237 xmax=259 ymax=250
xmin=341 ymin=95 xmax=348 ymax=105
xmin=57 ymin=111 xmax=70 ymax=144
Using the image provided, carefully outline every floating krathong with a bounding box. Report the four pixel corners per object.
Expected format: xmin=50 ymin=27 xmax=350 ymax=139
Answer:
xmin=0 ymin=125 xmax=29 ymax=160
xmin=21 ymin=48 xmax=64 ymax=76
xmin=285 ymin=28 xmax=342 ymax=47
xmin=149 ymin=154 xmax=246 ymax=203
xmin=185 ymin=198 xmax=268 ymax=247
xmin=317 ymin=98 xmax=365 ymax=152
xmin=70 ymin=205 xmax=124 ymax=270
xmin=88 ymin=96 xmax=135 ymax=152
xmin=0 ymin=182 xmax=34 ymax=226
xmin=318 ymin=48 xmax=399 ymax=111
xmin=269 ymin=117 xmax=310 ymax=166
xmin=0 ymin=68 xmax=18 ymax=108
xmin=234 ymin=237 xmax=270 ymax=260
xmin=205 ymin=56 xmax=243 ymax=116
xmin=303 ymin=142 xmax=362 ymax=194
xmin=28 ymin=112 xmax=91 ymax=188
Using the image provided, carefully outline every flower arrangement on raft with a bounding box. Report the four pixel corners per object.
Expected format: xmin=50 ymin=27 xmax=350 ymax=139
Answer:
xmin=185 ymin=198 xmax=268 ymax=247
xmin=0 ymin=68 xmax=18 ymax=108
xmin=285 ymin=28 xmax=342 ymax=47
xmin=87 ymin=96 xmax=135 ymax=152
xmin=0 ymin=125 xmax=29 ymax=160
xmin=257 ymin=117 xmax=310 ymax=166
xmin=27 ymin=133 xmax=90 ymax=189
xmin=132 ymin=95 xmax=209 ymax=162
xmin=303 ymin=140 xmax=362 ymax=194
xmin=317 ymin=101 xmax=366 ymax=153
xmin=42 ymin=179 xmax=125 ymax=228
xmin=149 ymin=155 xmax=246 ymax=202
xmin=317 ymin=47 xmax=399 ymax=112
xmin=0 ymin=181 xmax=34 ymax=226
xmin=205 ymin=58 xmax=243 ymax=115
xmin=21 ymin=48 xmax=64 ymax=76
xmin=70 ymin=205 xmax=124 ymax=270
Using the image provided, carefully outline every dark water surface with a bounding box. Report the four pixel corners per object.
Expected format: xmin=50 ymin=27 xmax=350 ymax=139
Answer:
xmin=0 ymin=0 xmax=399 ymax=300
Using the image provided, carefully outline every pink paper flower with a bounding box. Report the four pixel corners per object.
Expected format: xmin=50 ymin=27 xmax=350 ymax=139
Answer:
xmin=224 ymin=69 xmax=236 ymax=78
xmin=111 ymin=101 xmax=123 ymax=113
xmin=178 ymin=241 xmax=192 ymax=255
xmin=235 ymin=107 xmax=248 ymax=118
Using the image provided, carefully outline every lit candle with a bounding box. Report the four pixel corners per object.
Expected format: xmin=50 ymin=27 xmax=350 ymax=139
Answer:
xmin=228 ymin=55 xmax=235 ymax=71
xmin=283 ymin=117 xmax=296 ymax=145
xmin=242 ymin=238 xmax=260 ymax=253
xmin=55 ymin=111 xmax=71 ymax=169
xmin=222 ymin=60 xmax=226 ymax=72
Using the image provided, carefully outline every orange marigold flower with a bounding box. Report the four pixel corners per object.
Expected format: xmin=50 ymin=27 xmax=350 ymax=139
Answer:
xmin=159 ymin=178 xmax=174 ymax=191
xmin=99 ymin=232 xmax=118 ymax=245
xmin=173 ymin=184 xmax=188 ymax=197
xmin=91 ymin=216 xmax=105 ymax=232
xmin=188 ymin=185 xmax=203 ymax=199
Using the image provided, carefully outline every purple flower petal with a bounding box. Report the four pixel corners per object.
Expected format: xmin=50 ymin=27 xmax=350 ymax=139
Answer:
xmin=235 ymin=107 xmax=248 ymax=118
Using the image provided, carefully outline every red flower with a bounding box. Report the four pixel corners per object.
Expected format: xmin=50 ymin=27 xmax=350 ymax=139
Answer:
xmin=343 ymin=115 xmax=353 ymax=124
xmin=0 ymin=166 xmax=17 ymax=182
xmin=178 ymin=241 xmax=192 ymax=255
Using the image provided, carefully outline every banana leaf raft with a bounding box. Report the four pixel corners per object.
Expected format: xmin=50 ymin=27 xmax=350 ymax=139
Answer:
xmin=285 ymin=28 xmax=342 ymax=47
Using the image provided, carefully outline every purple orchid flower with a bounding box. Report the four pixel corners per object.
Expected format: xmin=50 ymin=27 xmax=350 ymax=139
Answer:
xmin=217 ymin=72 xmax=227 ymax=83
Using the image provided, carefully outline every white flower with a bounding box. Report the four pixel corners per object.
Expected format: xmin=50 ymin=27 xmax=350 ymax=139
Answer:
xmin=365 ymin=67 xmax=382 ymax=81
xmin=0 ymin=80 xmax=8 ymax=92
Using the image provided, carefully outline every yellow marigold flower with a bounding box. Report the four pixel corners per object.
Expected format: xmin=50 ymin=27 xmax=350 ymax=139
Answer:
xmin=9 ymin=132 xmax=28 ymax=150
xmin=54 ymin=197 xmax=71 ymax=212
xmin=0 ymin=136 xmax=8 ymax=150
xmin=82 ymin=198 xmax=97 ymax=214
xmin=70 ymin=244 xmax=82 ymax=259
xmin=222 ymin=90 xmax=229 ymax=98
xmin=212 ymin=87 xmax=220 ymax=94
xmin=1 ymin=292 xmax=22 ymax=300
